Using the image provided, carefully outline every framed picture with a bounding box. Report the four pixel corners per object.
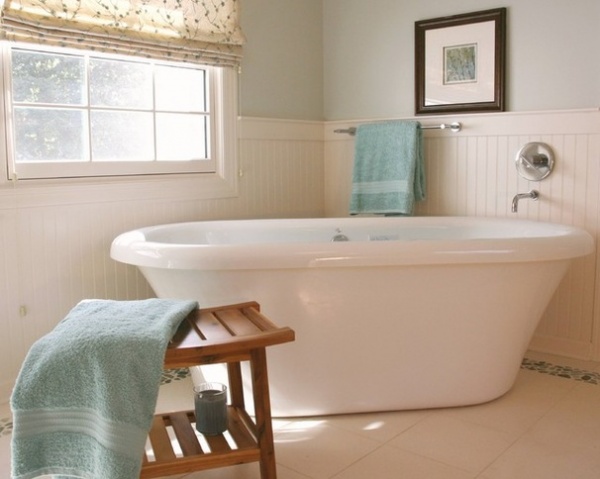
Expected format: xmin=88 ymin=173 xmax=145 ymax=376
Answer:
xmin=415 ymin=8 xmax=506 ymax=115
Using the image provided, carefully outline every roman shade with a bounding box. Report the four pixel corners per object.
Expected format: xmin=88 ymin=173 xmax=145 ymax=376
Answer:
xmin=0 ymin=0 xmax=245 ymax=66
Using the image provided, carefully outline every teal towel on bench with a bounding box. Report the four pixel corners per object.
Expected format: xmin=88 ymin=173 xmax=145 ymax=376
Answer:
xmin=11 ymin=298 xmax=198 ymax=479
xmin=349 ymin=120 xmax=425 ymax=215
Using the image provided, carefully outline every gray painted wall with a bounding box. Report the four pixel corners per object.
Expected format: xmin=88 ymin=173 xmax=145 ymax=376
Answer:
xmin=323 ymin=0 xmax=600 ymax=120
xmin=238 ymin=1 xmax=600 ymax=121
xmin=240 ymin=0 xmax=323 ymax=120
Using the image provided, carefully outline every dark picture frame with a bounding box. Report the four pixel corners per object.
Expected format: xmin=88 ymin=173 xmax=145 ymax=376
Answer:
xmin=415 ymin=8 xmax=506 ymax=115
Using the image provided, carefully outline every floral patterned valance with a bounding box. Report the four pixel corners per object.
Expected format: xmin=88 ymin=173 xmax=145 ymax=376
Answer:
xmin=0 ymin=0 xmax=245 ymax=66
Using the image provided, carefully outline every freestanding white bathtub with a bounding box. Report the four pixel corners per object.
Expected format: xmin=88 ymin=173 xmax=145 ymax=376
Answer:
xmin=111 ymin=217 xmax=594 ymax=417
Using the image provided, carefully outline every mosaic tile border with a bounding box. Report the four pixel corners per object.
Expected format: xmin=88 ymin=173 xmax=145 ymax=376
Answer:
xmin=160 ymin=367 xmax=190 ymax=385
xmin=520 ymin=358 xmax=600 ymax=385
xmin=0 ymin=416 xmax=12 ymax=438
xmin=1 ymin=360 xmax=599 ymax=437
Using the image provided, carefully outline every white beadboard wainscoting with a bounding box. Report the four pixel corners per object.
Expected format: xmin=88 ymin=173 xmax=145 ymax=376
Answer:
xmin=1 ymin=110 xmax=599 ymax=404
xmin=325 ymin=108 xmax=600 ymax=363
xmin=0 ymin=117 xmax=325 ymax=403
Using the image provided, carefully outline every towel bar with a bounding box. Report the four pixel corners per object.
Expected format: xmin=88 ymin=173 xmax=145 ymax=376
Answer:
xmin=334 ymin=122 xmax=461 ymax=136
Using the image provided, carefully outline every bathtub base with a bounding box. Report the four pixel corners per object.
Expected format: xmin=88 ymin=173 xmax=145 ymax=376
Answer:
xmin=142 ymin=259 xmax=570 ymax=417
xmin=111 ymin=217 xmax=594 ymax=416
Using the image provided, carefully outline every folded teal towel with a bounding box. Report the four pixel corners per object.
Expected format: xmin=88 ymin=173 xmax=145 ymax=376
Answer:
xmin=349 ymin=120 xmax=425 ymax=215
xmin=11 ymin=298 xmax=198 ymax=479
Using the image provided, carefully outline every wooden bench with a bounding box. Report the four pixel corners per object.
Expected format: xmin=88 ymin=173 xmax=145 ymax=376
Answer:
xmin=140 ymin=302 xmax=295 ymax=479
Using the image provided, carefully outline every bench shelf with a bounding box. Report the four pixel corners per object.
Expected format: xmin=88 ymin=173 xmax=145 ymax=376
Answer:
xmin=140 ymin=302 xmax=295 ymax=479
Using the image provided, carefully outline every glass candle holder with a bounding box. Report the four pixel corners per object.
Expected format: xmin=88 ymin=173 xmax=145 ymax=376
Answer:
xmin=194 ymin=382 xmax=228 ymax=435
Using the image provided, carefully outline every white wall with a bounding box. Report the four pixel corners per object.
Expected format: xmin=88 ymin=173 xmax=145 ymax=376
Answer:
xmin=321 ymin=0 xmax=600 ymax=362
xmin=0 ymin=118 xmax=324 ymax=402
xmin=0 ymin=1 xmax=326 ymax=402
xmin=324 ymin=109 xmax=600 ymax=361
xmin=323 ymin=0 xmax=600 ymax=120
xmin=3 ymin=0 xmax=600 ymax=402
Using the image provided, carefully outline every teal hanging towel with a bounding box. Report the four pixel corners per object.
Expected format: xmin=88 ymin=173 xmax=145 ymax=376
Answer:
xmin=349 ymin=120 xmax=425 ymax=215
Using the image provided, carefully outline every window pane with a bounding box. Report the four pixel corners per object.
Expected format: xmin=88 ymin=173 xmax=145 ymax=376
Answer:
xmin=156 ymin=113 xmax=207 ymax=160
xmin=91 ymin=111 xmax=154 ymax=161
xmin=155 ymin=65 xmax=206 ymax=112
xmin=14 ymin=107 xmax=87 ymax=162
xmin=7 ymin=45 xmax=219 ymax=179
xmin=89 ymin=58 xmax=152 ymax=109
xmin=11 ymin=50 xmax=85 ymax=105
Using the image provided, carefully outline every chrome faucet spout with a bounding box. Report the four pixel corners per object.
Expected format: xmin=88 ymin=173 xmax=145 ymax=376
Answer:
xmin=511 ymin=190 xmax=539 ymax=213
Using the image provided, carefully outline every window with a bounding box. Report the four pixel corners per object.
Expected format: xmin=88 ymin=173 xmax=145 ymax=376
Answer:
xmin=2 ymin=43 xmax=238 ymax=182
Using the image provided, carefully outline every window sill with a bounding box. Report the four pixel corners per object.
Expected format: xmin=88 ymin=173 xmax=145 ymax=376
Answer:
xmin=0 ymin=170 xmax=238 ymax=208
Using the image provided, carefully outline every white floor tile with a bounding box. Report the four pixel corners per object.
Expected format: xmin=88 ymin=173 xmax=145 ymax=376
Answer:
xmin=388 ymin=414 xmax=513 ymax=474
xmin=319 ymin=409 xmax=431 ymax=442
xmin=274 ymin=418 xmax=381 ymax=478
xmin=479 ymin=433 xmax=600 ymax=479
xmin=332 ymin=446 xmax=475 ymax=479
xmin=441 ymin=369 xmax=576 ymax=439
xmin=2 ymin=354 xmax=600 ymax=479
xmin=176 ymin=462 xmax=310 ymax=479
xmin=521 ymin=382 xmax=600 ymax=452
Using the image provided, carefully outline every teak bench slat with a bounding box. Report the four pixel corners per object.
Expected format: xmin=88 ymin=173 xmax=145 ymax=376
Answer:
xmin=139 ymin=301 xmax=295 ymax=479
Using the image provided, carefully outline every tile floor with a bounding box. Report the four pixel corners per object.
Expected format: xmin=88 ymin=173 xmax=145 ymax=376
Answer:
xmin=1 ymin=351 xmax=600 ymax=478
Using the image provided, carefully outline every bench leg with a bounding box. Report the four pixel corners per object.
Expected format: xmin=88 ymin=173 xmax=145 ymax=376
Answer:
xmin=227 ymin=362 xmax=245 ymax=409
xmin=250 ymin=348 xmax=277 ymax=479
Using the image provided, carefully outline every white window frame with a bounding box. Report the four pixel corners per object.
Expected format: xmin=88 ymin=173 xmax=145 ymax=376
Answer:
xmin=0 ymin=42 xmax=239 ymax=199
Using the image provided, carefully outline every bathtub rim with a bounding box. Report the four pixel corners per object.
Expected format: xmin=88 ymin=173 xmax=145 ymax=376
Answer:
xmin=110 ymin=216 xmax=594 ymax=270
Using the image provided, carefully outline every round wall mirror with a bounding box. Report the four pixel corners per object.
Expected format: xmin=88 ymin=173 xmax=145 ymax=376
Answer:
xmin=515 ymin=142 xmax=555 ymax=181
